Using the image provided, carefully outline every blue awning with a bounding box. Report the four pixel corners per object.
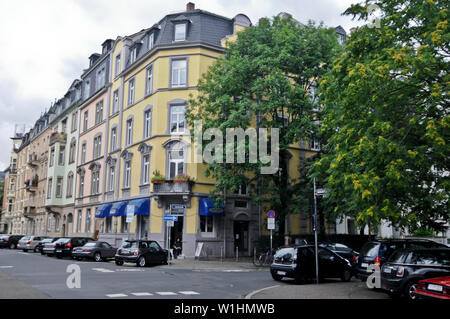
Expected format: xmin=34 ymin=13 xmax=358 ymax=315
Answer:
xmin=95 ymin=204 xmax=112 ymax=218
xmin=199 ymin=198 xmax=225 ymax=216
xmin=110 ymin=201 xmax=128 ymax=217
xmin=128 ymin=198 xmax=150 ymax=216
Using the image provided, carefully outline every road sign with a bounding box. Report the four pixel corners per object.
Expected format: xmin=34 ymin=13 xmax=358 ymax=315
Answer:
xmin=126 ymin=205 xmax=135 ymax=223
xmin=267 ymin=210 xmax=275 ymax=218
xmin=163 ymin=215 xmax=178 ymax=221
xmin=166 ymin=220 xmax=174 ymax=227
xmin=267 ymin=217 xmax=275 ymax=230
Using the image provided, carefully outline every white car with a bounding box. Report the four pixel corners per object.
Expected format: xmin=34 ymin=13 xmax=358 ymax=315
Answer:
xmin=18 ymin=236 xmax=48 ymax=252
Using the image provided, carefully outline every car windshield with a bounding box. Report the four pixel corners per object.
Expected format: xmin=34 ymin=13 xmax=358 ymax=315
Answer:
xmin=388 ymin=250 xmax=408 ymax=263
xmin=84 ymin=243 xmax=97 ymax=247
xmin=121 ymin=241 xmax=138 ymax=248
xmin=41 ymin=239 xmax=53 ymax=243
xmin=274 ymin=248 xmax=295 ymax=263
xmin=21 ymin=236 xmax=31 ymax=241
xmin=360 ymin=243 xmax=379 ymax=257
xmin=410 ymin=250 xmax=450 ymax=266
xmin=55 ymin=238 xmax=70 ymax=243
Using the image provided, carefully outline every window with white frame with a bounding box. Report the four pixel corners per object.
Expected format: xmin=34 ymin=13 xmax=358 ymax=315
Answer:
xmin=77 ymin=210 xmax=82 ymax=233
xmin=84 ymin=79 xmax=90 ymax=99
xmin=171 ymin=59 xmax=187 ymax=87
xmin=142 ymin=154 xmax=150 ymax=185
xmin=126 ymin=119 xmax=133 ymax=145
xmin=56 ymin=177 xmax=63 ymax=198
xmin=144 ymin=109 xmax=151 ymax=138
xmin=47 ymin=178 xmax=52 ymax=198
xmin=128 ymin=78 xmax=135 ymax=105
xmin=71 ymin=111 xmax=77 ymax=132
xmin=169 ymin=105 xmax=186 ymax=133
xmin=81 ymin=142 xmax=86 ymax=164
xmin=115 ymin=54 xmax=121 ymax=77
xmin=148 ymin=33 xmax=154 ymax=50
xmin=174 ymin=23 xmax=186 ymax=41
xmin=83 ymin=111 xmax=88 ymax=131
xmin=69 ymin=139 xmax=76 ymax=163
xmin=93 ymin=135 xmax=102 ymax=159
xmin=50 ymin=148 xmax=55 ymax=167
xmin=78 ymin=174 xmax=84 ymax=197
xmin=47 ymin=214 xmax=52 ymax=231
xmin=124 ymin=160 xmax=131 ymax=188
xmin=91 ymin=169 xmax=100 ymax=194
xmin=167 ymin=143 xmax=185 ymax=179
xmin=108 ymin=166 xmax=115 ymax=192
xmin=96 ymin=65 xmax=106 ymax=90
xmin=130 ymin=48 xmax=137 ymax=64
xmin=95 ymin=100 xmax=103 ymax=124
xmin=145 ymin=66 xmax=153 ymax=95
xmin=55 ymin=215 xmax=60 ymax=232
xmin=110 ymin=127 xmax=117 ymax=151
xmin=112 ymin=90 xmax=119 ymax=114
xmin=58 ymin=146 xmax=65 ymax=166
xmin=311 ymin=138 xmax=321 ymax=151
xmin=66 ymin=173 xmax=73 ymax=197
xmin=85 ymin=209 xmax=91 ymax=233
xmin=200 ymin=216 xmax=214 ymax=235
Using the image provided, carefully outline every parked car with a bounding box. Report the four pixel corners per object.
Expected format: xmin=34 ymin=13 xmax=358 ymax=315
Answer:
xmin=270 ymin=245 xmax=353 ymax=283
xmin=36 ymin=238 xmax=57 ymax=255
xmin=355 ymin=239 xmax=447 ymax=281
xmin=54 ymin=237 xmax=95 ymax=259
xmin=42 ymin=238 xmax=61 ymax=256
xmin=381 ymin=248 xmax=450 ymax=299
xmin=319 ymin=242 xmax=359 ymax=265
xmin=0 ymin=235 xmax=25 ymax=249
xmin=412 ymin=276 xmax=450 ymax=299
xmin=115 ymin=240 xmax=169 ymax=267
xmin=72 ymin=241 xmax=116 ymax=262
xmin=17 ymin=236 xmax=48 ymax=252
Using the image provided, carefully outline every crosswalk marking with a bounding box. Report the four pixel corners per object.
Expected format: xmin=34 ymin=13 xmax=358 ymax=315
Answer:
xmin=92 ymin=268 xmax=115 ymax=273
xmin=0 ymin=266 xmax=14 ymax=268
xmin=156 ymin=292 xmax=178 ymax=296
xmin=131 ymin=292 xmax=154 ymax=296
xmin=179 ymin=291 xmax=200 ymax=295
xmin=106 ymin=294 xmax=128 ymax=298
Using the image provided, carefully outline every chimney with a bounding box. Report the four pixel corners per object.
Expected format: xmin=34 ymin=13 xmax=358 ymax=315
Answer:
xmin=186 ymin=2 xmax=195 ymax=11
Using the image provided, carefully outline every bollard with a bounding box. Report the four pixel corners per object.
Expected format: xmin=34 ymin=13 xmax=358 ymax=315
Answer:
xmin=220 ymin=246 xmax=223 ymax=263
xmin=235 ymin=246 xmax=238 ymax=262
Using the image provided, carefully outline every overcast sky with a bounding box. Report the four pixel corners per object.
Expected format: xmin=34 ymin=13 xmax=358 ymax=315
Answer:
xmin=0 ymin=0 xmax=363 ymax=170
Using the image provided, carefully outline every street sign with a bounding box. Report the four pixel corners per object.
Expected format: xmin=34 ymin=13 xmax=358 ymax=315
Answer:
xmin=267 ymin=210 xmax=275 ymax=218
xmin=166 ymin=220 xmax=174 ymax=227
xmin=126 ymin=205 xmax=135 ymax=223
xmin=267 ymin=217 xmax=275 ymax=230
xmin=163 ymin=215 xmax=178 ymax=221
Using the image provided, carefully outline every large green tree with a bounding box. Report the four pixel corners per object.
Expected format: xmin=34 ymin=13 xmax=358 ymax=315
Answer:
xmin=186 ymin=15 xmax=341 ymax=239
xmin=311 ymin=0 xmax=449 ymax=233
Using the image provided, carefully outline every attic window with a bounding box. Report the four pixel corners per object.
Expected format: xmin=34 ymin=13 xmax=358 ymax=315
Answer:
xmin=148 ymin=33 xmax=154 ymax=50
xmin=130 ymin=47 xmax=137 ymax=64
xmin=174 ymin=23 xmax=186 ymax=41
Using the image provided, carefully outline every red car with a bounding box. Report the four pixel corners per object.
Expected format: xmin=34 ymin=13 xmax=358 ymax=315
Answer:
xmin=413 ymin=276 xmax=450 ymax=299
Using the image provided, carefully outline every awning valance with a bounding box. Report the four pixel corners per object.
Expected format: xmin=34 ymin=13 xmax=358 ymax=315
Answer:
xmin=110 ymin=201 xmax=128 ymax=217
xmin=95 ymin=204 xmax=112 ymax=218
xmin=128 ymin=198 xmax=150 ymax=216
xmin=199 ymin=198 xmax=225 ymax=216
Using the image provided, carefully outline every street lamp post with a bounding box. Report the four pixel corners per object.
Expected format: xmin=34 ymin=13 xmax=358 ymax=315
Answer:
xmin=313 ymin=177 xmax=319 ymax=285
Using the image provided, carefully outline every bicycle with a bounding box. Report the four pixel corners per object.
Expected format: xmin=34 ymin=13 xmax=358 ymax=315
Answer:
xmin=253 ymin=248 xmax=276 ymax=267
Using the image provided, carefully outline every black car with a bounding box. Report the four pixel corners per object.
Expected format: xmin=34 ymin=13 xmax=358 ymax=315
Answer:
xmin=72 ymin=241 xmax=116 ymax=262
xmin=115 ymin=240 xmax=168 ymax=267
xmin=270 ymin=245 xmax=353 ymax=283
xmin=36 ymin=238 xmax=58 ymax=255
xmin=355 ymin=239 xmax=447 ymax=281
xmin=381 ymin=248 xmax=450 ymax=299
xmin=0 ymin=235 xmax=25 ymax=249
xmin=319 ymin=242 xmax=359 ymax=265
xmin=54 ymin=237 xmax=95 ymax=259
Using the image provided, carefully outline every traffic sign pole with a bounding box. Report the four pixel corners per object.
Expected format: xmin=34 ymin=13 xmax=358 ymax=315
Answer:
xmin=267 ymin=211 xmax=276 ymax=255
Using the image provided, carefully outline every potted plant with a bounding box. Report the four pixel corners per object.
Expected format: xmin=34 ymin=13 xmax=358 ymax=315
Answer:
xmin=151 ymin=170 xmax=166 ymax=184
xmin=32 ymin=175 xmax=39 ymax=186
xmin=24 ymin=179 xmax=30 ymax=186
xmin=173 ymin=174 xmax=191 ymax=183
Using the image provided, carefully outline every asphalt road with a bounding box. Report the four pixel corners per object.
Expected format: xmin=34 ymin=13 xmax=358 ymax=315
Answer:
xmin=0 ymin=248 xmax=388 ymax=299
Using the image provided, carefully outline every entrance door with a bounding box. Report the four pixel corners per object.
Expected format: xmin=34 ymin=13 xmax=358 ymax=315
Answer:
xmin=233 ymin=221 xmax=249 ymax=253
xmin=170 ymin=216 xmax=184 ymax=249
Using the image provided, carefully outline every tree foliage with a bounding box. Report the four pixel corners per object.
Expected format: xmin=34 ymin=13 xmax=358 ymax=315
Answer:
xmin=311 ymin=0 xmax=449 ymax=232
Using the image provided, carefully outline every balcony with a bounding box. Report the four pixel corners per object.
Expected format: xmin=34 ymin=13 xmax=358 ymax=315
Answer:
xmin=25 ymin=176 xmax=39 ymax=192
xmin=152 ymin=181 xmax=193 ymax=208
xmin=6 ymin=189 xmax=15 ymax=198
xmin=23 ymin=205 xmax=37 ymax=218
xmin=49 ymin=132 xmax=67 ymax=146
xmin=27 ymin=154 xmax=39 ymax=167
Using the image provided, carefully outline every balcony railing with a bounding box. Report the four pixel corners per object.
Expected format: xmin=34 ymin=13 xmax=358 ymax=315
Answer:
xmin=27 ymin=154 xmax=39 ymax=167
xmin=49 ymin=132 xmax=67 ymax=146
xmin=152 ymin=181 xmax=192 ymax=194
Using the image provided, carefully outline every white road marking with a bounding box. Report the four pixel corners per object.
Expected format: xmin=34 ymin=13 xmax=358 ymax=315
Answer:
xmin=92 ymin=268 xmax=115 ymax=273
xmin=222 ymin=270 xmax=251 ymax=272
xmin=131 ymin=292 xmax=154 ymax=296
xmin=244 ymin=285 xmax=280 ymax=299
xmin=179 ymin=291 xmax=200 ymax=295
xmin=156 ymin=292 xmax=178 ymax=296
xmin=115 ymin=268 xmax=145 ymax=272
xmin=0 ymin=266 xmax=14 ymax=268
xmin=106 ymin=294 xmax=128 ymax=298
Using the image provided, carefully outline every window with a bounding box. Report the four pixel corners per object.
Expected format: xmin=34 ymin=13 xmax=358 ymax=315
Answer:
xmin=93 ymin=135 xmax=102 ymax=158
xmin=77 ymin=210 xmax=82 ymax=233
xmin=91 ymin=170 xmax=100 ymax=194
xmin=96 ymin=65 xmax=106 ymax=90
xmin=95 ymin=101 xmax=103 ymax=124
xmin=66 ymin=173 xmax=73 ymax=197
xmin=55 ymin=215 xmax=60 ymax=232
xmin=233 ymin=182 xmax=248 ymax=195
xmin=71 ymin=112 xmax=77 ymax=132
xmin=144 ymin=109 xmax=151 ymax=138
xmin=84 ymin=79 xmax=90 ymax=99
xmin=121 ymin=216 xmax=128 ymax=233
xmin=108 ymin=166 xmax=115 ymax=192
xmin=81 ymin=143 xmax=86 ymax=164
xmin=130 ymin=48 xmax=137 ymax=64
xmin=79 ymin=174 xmax=84 ymax=197
xmin=171 ymin=59 xmax=187 ymax=87
xmin=174 ymin=23 xmax=186 ymax=41
xmin=128 ymin=79 xmax=135 ymax=105
xmin=168 ymin=143 xmax=185 ymax=179
xmin=69 ymin=139 xmax=76 ymax=163
xmin=115 ymin=54 xmax=121 ymax=77
xmin=106 ymin=217 xmax=112 ymax=233
xmin=311 ymin=139 xmax=321 ymax=151
xmin=124 ymin=160 xmax=131 ymax=188
xmin=85 ymin=209 xmax=91 ymax=233
xmin=49 ymin=148 xmax=55 ymax=167
xmin=47 ymin=178 xmax=52 ymax=198
xmin=112 ymin=90 xmax=119 ymax=114
xmin=83 ymin=111 xmax=88 ymax=131
xmin=200 ymin=216 xmax=214 ymax=234
xmin=126 ymin=119 xmax=133 ymax=145
xmin=235 ymin=200 xmax=248 ymax=208
xmin=170 ymin=105 xmax=186 ymax=133
xmin=142 ymin=154 xmax=150 ymax=185
xmin=148 ymin=33 xmax=154 ymax=50
xmin=145 ymin=66 xmax=153 ymax=95
xmin=47 ymin=214 xmax=52 ymax=232
xmin=110 ymin=127 xmax=117 ymax=151
xmin=61 ymin=119 xmax=67 ymax=133
xmin=58 ymin=146 xmax=65 ymax=166
xmin=56 ymin=177 xmax=63 ymax=198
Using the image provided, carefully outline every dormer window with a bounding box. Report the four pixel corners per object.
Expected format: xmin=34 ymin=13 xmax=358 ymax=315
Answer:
xmin=174 ymin=23 xmax=187 ymax=41
xmin=148 ymin=33 xmax=154 ymax=50
xmin=130 ymin=47 xmax=137 ymax=64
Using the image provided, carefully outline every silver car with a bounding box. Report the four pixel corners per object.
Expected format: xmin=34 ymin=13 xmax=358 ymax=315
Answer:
xmin=18 ymin=236 xmax=48 ymax=252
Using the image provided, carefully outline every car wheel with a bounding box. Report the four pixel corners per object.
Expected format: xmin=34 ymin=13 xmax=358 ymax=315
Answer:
xmin=76 ymin=257 xmax=82 ymax=261
xmin=40 ymin=251 xmax=45 ymax=255
xmin=341 ymin=269 xmax=352 ymax=282
xmin=271 ymin=272 xmax=283 ymax=281
xmin=115 ymin=260 xmax=124 ymax=266
xmin=404 ymin=280 xmax=419 ymax=300
xmin=23 ymin=249 xmax=28 ymax=252
xmin=34 ymin=247 xmax=39 ymax=253
xmin=94 ymin=252 xmax=102 ymax=262
xmin=56 ymin=255 xmax=62 ymax=259
xmin=137 ymin=256 xmax=146 ymax=267
xmin=9 ymin=243 xmax=16 ymax=249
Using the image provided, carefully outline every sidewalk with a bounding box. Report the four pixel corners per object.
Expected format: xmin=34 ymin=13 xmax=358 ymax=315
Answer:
xmin=159 ymin=256 xmax=267 ymax=271
xmin=0 ymin=271 xmax=51 ymax=299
